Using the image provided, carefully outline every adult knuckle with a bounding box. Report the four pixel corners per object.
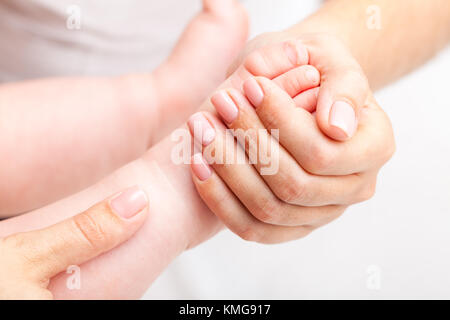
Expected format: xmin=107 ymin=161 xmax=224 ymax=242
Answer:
xmin=384 ymin=135 xmax=396 ymax=162
xmin=2 ymin=233 xmax=39 ymax=259
xmin=276 ymin=176 xmax=307 ymax=205
xmin=1 ymin=233 xmax=27 ymax=251
xmin=262 ymin=112 xmax=281 ymax=132
xmin=260 ymin=103 xmax=282 ymax=129
xmin=239 ymin=228 xmax=262 ymax=243
xmin=253 ymin=197 xmax=280 ymax=224
xmin=370 ymin=110 xmax=396 ymax=165
xmin=358 ymin=182 xmax=377 ymax=202
xmin=244 ymin=49 xmax=268 ymax=76
xmin=72 ymin=209 xmax=119 ymax=250
xmin=306 ymin=143 xmax=335 ymax=174
xmin=206 ymin=186 xmax=228 ymax=205
xmin=0 ymin=233 xmax=40 ymax=270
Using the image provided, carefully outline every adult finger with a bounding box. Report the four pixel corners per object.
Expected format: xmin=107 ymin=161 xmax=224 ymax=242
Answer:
xmin=2 ymin=186 xmax=148 ymax=282
xmin=243 ymin=76 xmax=395 ymax=176
xmin=306 ymin=34 xmax=370 ymax=141
xmin=191 ymin=153 xmax=335 ymax=243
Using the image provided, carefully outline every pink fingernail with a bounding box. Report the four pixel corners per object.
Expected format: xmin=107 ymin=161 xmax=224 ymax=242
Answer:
xmin=243 ymin=78 xmax=264 ymax=108
xmin=188 ymin=112 xmax=216 ymax=146
xmin=109 ymin=186 xmax=148 ymax=219
xmin=284 ymin=41 xmax=309 ymax=66
xmin=211 ymin=91 xmax=238 ymax=124
xmin=329 ymin=101 xmax=357 ymax=139
xmin=191 ymin=153 xmax=212 ymax=181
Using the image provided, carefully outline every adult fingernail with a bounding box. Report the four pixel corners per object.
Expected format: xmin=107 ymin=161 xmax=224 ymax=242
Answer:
xmin=191 ymin=153 xmax=212 ymax=181
xmin=110 ymin=186 xmax=148 ymax=219
xmin=243 ymin=78 xmax=264 ymax=107
xmin=188 ymin=112 xmax=216 ymax=146
xmin=211 ymin=91 xmax=238 ymax=124
xmin=329 ymin=101 xmax=357 ymax=139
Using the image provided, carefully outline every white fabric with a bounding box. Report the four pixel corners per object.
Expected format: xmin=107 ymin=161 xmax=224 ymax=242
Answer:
xmin=0 ymin=0 xmax=449 ymax=299
xmin=0 ymin=0 xmax=320 ymax=81
xmin=0 ymin=0 xmax=200 ymax=80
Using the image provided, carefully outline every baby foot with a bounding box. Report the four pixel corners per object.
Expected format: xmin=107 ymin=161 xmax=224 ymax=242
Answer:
xmin=186 ymin=40 xmax=321 ymax=247
xmin=152 ymin=0 xmax=249 ymax=140
xmin=194 ymin=39 xmax=321 ymax=119
xmin=189 ymin=40 xmax=321 ymax=153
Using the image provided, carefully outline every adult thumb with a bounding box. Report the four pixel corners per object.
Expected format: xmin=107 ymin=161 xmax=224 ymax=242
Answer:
xmin=315 ymin=66 xmax=370 ymax=141
xmin=8 ymin=186 xmax=148 ymax=282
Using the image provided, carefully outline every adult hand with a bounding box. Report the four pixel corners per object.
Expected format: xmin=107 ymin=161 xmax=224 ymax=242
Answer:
xmin=0 ymin=186 xmax=148 ymax=299
xmin=190 ymin=34 xmax=395 ymax=243
xmin=229 ymin=32 xmax=374 ymax=141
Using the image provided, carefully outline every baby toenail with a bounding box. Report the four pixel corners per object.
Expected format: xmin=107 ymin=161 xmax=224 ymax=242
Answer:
xmin=305 ymin=68 xmax=320 ymax=84
xmin=284 ymin=42 xmax=300 ymax=66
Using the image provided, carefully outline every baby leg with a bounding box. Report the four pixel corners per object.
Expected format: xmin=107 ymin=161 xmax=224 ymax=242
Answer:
xmin=0 ymin=40 xmax=318 ymax=299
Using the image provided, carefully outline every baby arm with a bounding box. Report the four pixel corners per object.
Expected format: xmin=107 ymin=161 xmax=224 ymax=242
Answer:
xmin=0 ymin=39 xmax=319 ymax=299
xmin=0 ymin=75 xmax=155 ymax=217
xmin=0 ymin=0 xmax=247 ymax=218
xmin=0 ymin=135 xmax=221 ymax=299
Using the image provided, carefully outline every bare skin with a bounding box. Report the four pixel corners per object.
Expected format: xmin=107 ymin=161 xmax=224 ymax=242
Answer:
xmin=234 ymin=0 xmax=450 ymax=90
xmin=0 ymin=0 xmax=248 ymax=217
xmin=0 ymin=41 xmax=324 ymax=299
xmin=0 ymin=187 xmax=149 ymax=300
xmin=0 ymin=0 xmax=448 ymax=299
xmin=190 ymin=36 xmax=395 ymax=242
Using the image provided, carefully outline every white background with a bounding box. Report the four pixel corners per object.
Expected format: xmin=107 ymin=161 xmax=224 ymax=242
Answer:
xmin=144 ymin=0 xmax=450 ymax=299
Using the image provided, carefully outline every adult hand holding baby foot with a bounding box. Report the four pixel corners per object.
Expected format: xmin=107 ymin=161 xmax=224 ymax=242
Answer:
xmin=188 ymin=36 xmax=395 ymax=243
xmin=230 ymin=32 xmax=374 ymax=141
